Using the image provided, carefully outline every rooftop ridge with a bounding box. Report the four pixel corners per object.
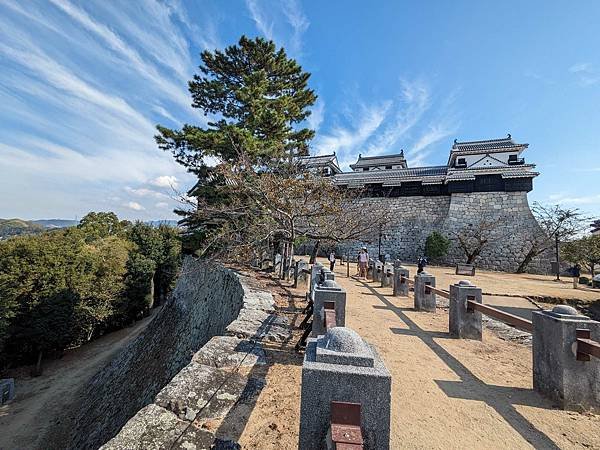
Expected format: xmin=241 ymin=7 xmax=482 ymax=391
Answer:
xmin=356 ymin=152 xmax=405 ymax=161
xmin=452 ymin=134 xmax=516 ymax=146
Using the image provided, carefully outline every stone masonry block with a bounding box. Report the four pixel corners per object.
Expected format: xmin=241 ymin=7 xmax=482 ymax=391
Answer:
xmin=393 ymin=265 xmax=410 ymax=297
xmin=299 ymin=328 xmax=391 ymax=449
xmin=381 ymin=263 xmax=394 ymax=288
xmin=533 ymin=305 xmax=600 ymax=411
xmin=449 ymin=280 xmax=482 ymax=339
xmin=414 ymin=272 xmax=436 ymax=312
xmin=312 ymin=280 xmax=347 ymax=337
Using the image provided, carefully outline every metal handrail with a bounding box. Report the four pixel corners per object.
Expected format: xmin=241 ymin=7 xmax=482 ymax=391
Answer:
xmin=466 ymin=300 xmax=533 ymax=333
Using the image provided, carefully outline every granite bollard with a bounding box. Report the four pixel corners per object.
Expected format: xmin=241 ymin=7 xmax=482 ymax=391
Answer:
xmin=449 ymin=280 xmax=482 ymax=339
xmin=381 ymin=263 xmax=394 ymax=288
xmin=312 ymin=280 xmax=347 ymax=337
xmin=310 ymin=262 xmax=324 ymax=296
xmin=374 ymin=261 xmax=384 ymax=283
xmin=532 ymin=305 xmax=600 ymax=411
xmin=367 ymin=259 xmax=376 ymax=280
xmin=0 ymin=378 xmax=15 ymax=405
xmin=393 ymin=263 xmax=409 ymax=297
xmin=414 ymin=272 xmax=436 ymax=312
xmin=299 ymin=327 xmax=391 ymax=449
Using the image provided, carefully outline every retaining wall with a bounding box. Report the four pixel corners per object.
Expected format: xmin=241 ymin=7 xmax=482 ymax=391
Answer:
xmin=339 ymin=191 xmax=550 ymax=273
xmin=45 ymin=256 xmax=287 ymax=450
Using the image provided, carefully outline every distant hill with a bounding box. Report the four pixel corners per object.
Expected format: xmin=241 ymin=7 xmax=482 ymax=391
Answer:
xmin=0 ymin=218 xmax=45 ymax=239
xmin=146 ymin=220 xmax=179 ymax=227
xmin=31 ymin=219 xmax=79 ymax=229
xmin=0 ymin=218 xmax=179 ymax=239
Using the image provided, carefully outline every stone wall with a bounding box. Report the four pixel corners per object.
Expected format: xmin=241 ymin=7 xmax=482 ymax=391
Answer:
xmin=46 ymin=257 xmax=247 ymax=450
xmin=339 ymin=191 xmax=550 ymax=273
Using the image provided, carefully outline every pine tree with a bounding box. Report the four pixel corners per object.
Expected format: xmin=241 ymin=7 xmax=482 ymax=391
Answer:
xmin=155 ymin=36 xmax=317 ymax=251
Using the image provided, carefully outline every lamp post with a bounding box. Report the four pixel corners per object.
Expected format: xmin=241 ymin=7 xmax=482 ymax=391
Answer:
xmin=378 ymin=222 xmax=384 ymax=263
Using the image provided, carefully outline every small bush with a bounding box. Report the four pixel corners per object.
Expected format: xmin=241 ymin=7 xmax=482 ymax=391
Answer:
xmin=579 ymin=276 xmax=590 ymax=285
xmin=425 ymin=231 xmax=451 ymax=261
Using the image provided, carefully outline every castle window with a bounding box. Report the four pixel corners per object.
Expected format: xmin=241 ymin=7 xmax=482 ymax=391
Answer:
xmin=363 ymin=167 xmax=369 ymax=171
xmin=385 ymin=165 xmax=392 ymax=169
xmin=456 ymin=158 xmax=467 ymax=168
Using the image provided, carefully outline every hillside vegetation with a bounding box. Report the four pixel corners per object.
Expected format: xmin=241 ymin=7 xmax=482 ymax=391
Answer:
xmin=0 ymin=218 xmax=44 ymax=238
xmin=0 ymin=212 xmax=181 ymax=374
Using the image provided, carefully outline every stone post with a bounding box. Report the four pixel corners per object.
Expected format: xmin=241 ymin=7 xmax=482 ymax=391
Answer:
xmin=312 ymin=280 xmax=347 ymax=337
xmin=381 ymin=263 xmax=394 ymax=288
xmin=532 ymin=305 xmax=600 ymax=411
xmin=449 ymin=280 xmax=482 ymax=339
xmin=299 ymin=327 xmax=391 ymax=449
xmin=414 ymin=272 xmax=436 ymax=312
xmin=297 ymin=260 xmax=310 ymax=286
xmin=0 ymin=379 xmax=15 ymax=405
xmin=368 ymin=259 xmax=375 ymax=280
xmin=310 ymin=262 xmax=324 ymax=296
xmin=393 ymin=263 xmax=409 ymax=297
xmin=374 ymin=261 xmax=383 ymax=283
xmin=321 ymin=268 xmax=335 ymax=282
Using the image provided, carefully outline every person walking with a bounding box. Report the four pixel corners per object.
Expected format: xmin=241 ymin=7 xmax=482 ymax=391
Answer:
xmin=417 ymin=256 xmax=428 ymax=274
xmin=329 ymin=251 xmax=336 ymax=271
xmin=572 ymin=263 xmax=581 ymax=289
xmin=358 ymin=247 xmax=369 ymax=278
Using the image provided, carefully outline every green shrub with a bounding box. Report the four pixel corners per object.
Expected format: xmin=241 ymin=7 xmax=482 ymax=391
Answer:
xmin=425 ymin=231 xmax=450 ymax=261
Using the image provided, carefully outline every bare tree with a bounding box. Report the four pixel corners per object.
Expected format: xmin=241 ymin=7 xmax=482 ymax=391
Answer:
xmin=450 ymin=219 xmax=508 ymax=264
xmin=177 ymin=160 xmax=388 ymax=276
xmin=516 ymin=203 xmax=592 ymax=274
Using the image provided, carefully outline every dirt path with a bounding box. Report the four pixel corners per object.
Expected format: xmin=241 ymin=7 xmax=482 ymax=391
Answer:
xmin=330 ymin=263 xmax=600 ymax=449
xmin=0 ymin=309 xmax=159 ymax=450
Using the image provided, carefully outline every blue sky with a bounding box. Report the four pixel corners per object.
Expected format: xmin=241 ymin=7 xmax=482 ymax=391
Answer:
xmin=0 ymin=0 xmax=599 ymax=220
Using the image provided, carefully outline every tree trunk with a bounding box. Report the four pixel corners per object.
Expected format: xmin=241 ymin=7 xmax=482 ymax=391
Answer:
xmin=32 ymin=349 xmax=43 ymax=377
xmin=516 ymin=249 xmax=536 ymax=273
xmin=309 ymin=240 xmax=320 ymax=264
xmin=555 ymin=235 xmax=561 ymax=280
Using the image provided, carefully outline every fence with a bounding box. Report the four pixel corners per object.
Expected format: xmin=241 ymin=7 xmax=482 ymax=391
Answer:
xmin=297 ymin=261 xmax=392 ymax=449
xmin=392 ymin=265 xmax=600 ymax=410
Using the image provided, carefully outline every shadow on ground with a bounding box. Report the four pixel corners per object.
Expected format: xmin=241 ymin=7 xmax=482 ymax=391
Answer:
xmin=359 ymin=279 xmax=562 ymax=450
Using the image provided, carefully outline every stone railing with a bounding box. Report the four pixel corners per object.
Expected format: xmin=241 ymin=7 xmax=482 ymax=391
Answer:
xmin=297 ymin=262 xmax=392 ymax=449
xmin=388 ymin=263 xmax=600 ymax=412
xmin=93 ymin=261 xmax=291 ymax=450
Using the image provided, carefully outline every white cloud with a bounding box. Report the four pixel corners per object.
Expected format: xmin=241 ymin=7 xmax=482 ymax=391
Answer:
xmin=548 ymin=193 xmax=600 ymax=206
xmin=126 ymin=201 xmax=145 ymax=211
xmin=281 ymin=0 xmax=309 ymax=54
xmin=155 ymin=202 xmax=169 ymax=208
xmin=48 ymin=0 xmax=191 ymax=110
xmin=313 ymin=101 xmax=391 ymax=161
xmin=364 ymin=79 xmax=430 ymax=155
xmin=125 ymin=187 xmax=169 ymax=199
xmin=245 ymin=0 xmax=308 ymax=55
xmin=151 ymin=175 xmax=179 ymax=188
xmin=307 ymin=99 xmax=325 ymax=132
xmin=568 ymin=62 xmax=600 ymax=86
xmin=246 ymin=0 xmax=275 ymax=41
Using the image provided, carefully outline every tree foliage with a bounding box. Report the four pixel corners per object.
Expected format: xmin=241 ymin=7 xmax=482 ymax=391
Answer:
xmin=516 ymin=203 xmax=592 ymax=273
xmin=156 ymin=35 xmax=387 ymax=266
xmin=424 ymin=231 xmax=450 ymax=261
xmin=0 ymin=212 xmax=181 ymax=370
xmin=561 ymin=235 xmax=600 ymax=277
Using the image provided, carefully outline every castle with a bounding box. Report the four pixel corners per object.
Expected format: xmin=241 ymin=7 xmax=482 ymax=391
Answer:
xmin=302 ymin=135 xmax=548 ymax=273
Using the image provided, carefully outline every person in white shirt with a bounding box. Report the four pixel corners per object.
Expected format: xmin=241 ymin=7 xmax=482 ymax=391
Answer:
xmin=358 ymin=247 xmax=369 ymax=278
xmin=329 ymin=251 xmax=336 ymax=271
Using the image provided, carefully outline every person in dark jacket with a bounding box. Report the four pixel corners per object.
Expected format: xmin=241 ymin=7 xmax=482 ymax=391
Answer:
xmin=572 ymin=263 xmax=581 ymax=289
xmin=417 ymin=256 xmax=428 ymax=274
